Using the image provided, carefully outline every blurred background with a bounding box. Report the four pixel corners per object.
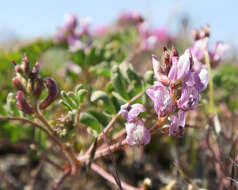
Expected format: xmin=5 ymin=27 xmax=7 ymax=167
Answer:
xmin=0 ymin=1 xmax=238 ymax=189
xmin=0 ymin=0 xmax=237 ymax=47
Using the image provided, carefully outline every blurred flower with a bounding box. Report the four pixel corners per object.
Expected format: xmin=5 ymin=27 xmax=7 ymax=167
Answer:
xmin=209 ymin=41 xmax=229 ymax=67
xmin=67 ymin=61 xmax=82 ymax=74
xmin=92 ymin=24 xmax=109 ymax=36
xmin=68 ymin=34 xmax=85 ymax=52
xmin=191 ymin=38 xmax=208 ymax=60
xmin=198 ymin=66 xmax=209 ymax=91
xmin=118 ymin=11 xmax=144 ymax=25
xmin=152 ymin=27 xmax=170 ymax=43
xmin=64 ymin=13 xmax=77 ymax=32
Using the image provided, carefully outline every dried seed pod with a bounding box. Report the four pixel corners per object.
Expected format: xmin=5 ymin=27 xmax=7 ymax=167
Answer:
xmin=12 ymin=77 xmax=27 ymax=95
xmin=16 ymin=91 xmax=34 ymax=114
xmin=33 ymin=77 xmax=44 ymax=98
xmin=39 ymin=78 xmax=58 ymax=110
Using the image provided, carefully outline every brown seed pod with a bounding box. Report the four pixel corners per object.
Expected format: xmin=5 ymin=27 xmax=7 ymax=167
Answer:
xmin=39 ymin=78 xmax=58 ymax=110
xmin=16 ymin=91 xmax=34 ymax=114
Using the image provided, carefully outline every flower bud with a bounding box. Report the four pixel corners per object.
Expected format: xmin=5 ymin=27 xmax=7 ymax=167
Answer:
xmin=192 ymin=29 xmax=200 ymax=41
xmin=152 ymin=55 xmax=169 ymax=86
xmin=33 ymin=77 xmax=44 ymax=98
xmin=32 ymin=62 xmax=40 ymax=76
xmin=14 ymin=64 xmax=23 ymax=74
xmin=64 ymin=13 xmax=77 ymax=31
xmin=21 ymin=54 xmax=30 ymax=75
xmin=171 ymin=46 xmax=179 ymax=57
xmin=12 ymin=77 xmax=27 ymax=95
xmin=39 ymin=78 xmax=58 ymax=109
xmin=202 ymin=25 xmax=210 ymax=38
xmin=16 ymin=91 xmax=34 ymax=114
xmin=163 ymin=47 xmax=171 ymax=74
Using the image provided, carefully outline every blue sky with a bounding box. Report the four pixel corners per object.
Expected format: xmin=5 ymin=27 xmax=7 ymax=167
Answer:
xmin=0 ymin=0 xmax=237 ymax=46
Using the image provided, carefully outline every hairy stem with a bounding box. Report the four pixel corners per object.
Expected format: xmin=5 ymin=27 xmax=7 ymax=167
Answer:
xmin=78 ymin=140 xmax=128 ymax=163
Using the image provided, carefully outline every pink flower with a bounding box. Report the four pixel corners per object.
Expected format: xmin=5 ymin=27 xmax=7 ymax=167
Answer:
xmin=120 ymin=103 xmax=146 ymax=122
xmin=146 ymin=82 xmax=174 ymax=117
xmin=168 ymin=49 xmax=191 ymax=83
xmin=169 ymin=110 xmax=186 ymax=137
xmin=126 ymin=119 xmax=150 ymax=146
xmin=152 ymin=27 xmax=170 ymax=43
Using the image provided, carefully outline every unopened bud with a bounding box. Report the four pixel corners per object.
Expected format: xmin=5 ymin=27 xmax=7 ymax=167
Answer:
xmin=39 ymin=78 xmax=58 ymax=109
xmin=16 ymin=91 xmax=34 ymax=114
xmin=203 ymin=24 xmax=210 ymax=37
xmin=33 ymin=77 xmax=44 ymax=98
xmin=163 ymin=48 xmax=171 ymax=74
xmin=135 ymin=15 xmax=144 ymax=24
xmin=12 ymin=77 xmax=27 ymax=95
xmin=192 ymin=29 xmax=200 ymax=41
xmin=21 ymin=54 xmax=30 ymax=74
xmin=171 ymin=46 xmax=179 ymax=57
xmin=32 ymin=62 xmax=40 ymax=75
xmin=14 ymin=65 xmax=23 ymax=74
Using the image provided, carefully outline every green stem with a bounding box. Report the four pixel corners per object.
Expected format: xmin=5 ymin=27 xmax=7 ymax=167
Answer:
xmin=205 ymin=51 xmax=214 ymax=113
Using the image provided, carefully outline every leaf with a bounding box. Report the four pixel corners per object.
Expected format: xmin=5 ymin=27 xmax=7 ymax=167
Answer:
xmin=90 ymin=61 xmax=111 ymax=77
xmin=75 ymin=84 xmax=84 ymax=93
xmin=91 ymin=90 xmax=115 ymax=113
xmin=61 ymin=91 xmax=77 ymax=109
xmin=111 ymin=65 xmax=128 ymax=100
xmin=126 ymin=65 xmax=142 ymax=90
xmin=88 ymin=110 xmax=109 ymax=127
xmin=79 ymin=112 xmax=102 ymax=133
xmin=77 ymin=89 xmax=87 ymax=103
xmin=112 ymin=92 xmax=127 ymax=105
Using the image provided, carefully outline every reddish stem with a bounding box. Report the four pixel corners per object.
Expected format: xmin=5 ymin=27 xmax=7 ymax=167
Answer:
xmin=91 ymin=163 xmax=141 ymax=190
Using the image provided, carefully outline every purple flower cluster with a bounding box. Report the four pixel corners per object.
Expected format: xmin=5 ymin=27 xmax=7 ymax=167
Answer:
xmin=117 ymin=11 xmax=172 ymax=51
xmin=191 ymin=25 xmax=229 ymax=68
xmin=146 ymin=47 xmax=209 ymax=137
xmin=54 ymin=13 xmax=92 ymax=52
xmin=117 ymin=11 xmax=144 ymax=26
xmin=138 ymin=22 xmax=172 ymax=51
xmin=120 ymin=104 xmax=150 ymax=146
